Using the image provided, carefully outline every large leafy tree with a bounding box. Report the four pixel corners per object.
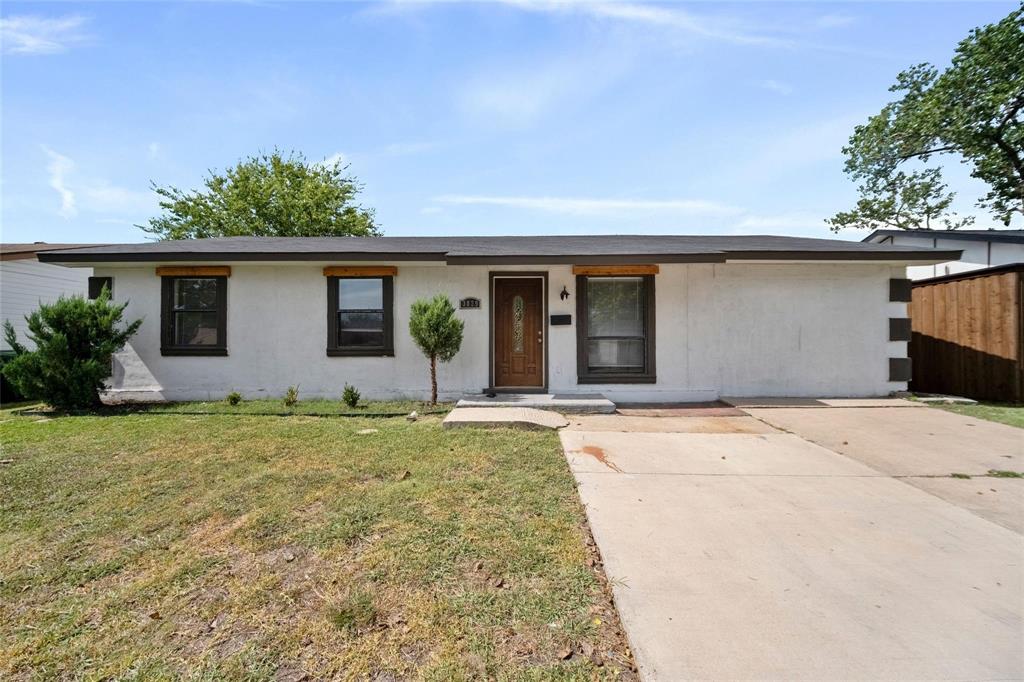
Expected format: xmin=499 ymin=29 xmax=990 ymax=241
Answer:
xmin=828 ymin=5 xmax=1023 ymax=232
xmin=141 ymin=150 xmax=379 ymax=240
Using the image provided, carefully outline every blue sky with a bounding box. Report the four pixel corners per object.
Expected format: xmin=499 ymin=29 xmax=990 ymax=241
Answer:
xmin=1 ymin=1 xmax=1018 ymax=244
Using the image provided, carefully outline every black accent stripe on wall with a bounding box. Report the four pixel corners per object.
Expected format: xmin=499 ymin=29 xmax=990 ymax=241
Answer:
xmin=889 ymin=278 xmax=912 ymax=302
xmin=889 ymin=357 xmax=912 ymax=382
xmin=889 ymin=318 xmax=912 ymax=342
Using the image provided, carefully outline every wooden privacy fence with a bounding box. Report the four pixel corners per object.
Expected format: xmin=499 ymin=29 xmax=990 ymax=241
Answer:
xmin=909 ymin=263 xmax=1024 ymax=402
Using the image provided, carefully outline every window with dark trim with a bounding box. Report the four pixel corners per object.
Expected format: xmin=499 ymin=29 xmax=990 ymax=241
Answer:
xmin=160 ymin=276 xmax=227 ymax=356
xmin=88 ymin=276 xmax=113 ymax=300
xmin=576 ymin=274 xmax=655 ymax=383
xmin=326 ymin=276 xmax=394 ymax=356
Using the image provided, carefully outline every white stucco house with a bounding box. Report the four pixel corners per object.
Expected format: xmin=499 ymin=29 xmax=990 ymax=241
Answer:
xmin=862 ymin=229 xmax=1024 ymax=281
xmin=1 ymin=243 xmax=103 ymax=351
xmin=38 ymin=235 xmax=960 ymax=403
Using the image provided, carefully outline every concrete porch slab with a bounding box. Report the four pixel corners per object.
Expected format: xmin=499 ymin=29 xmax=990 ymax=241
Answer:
xmin=456 ymin=393 xmax=616 ymax=414
xmin=442 ymin=407 xmax=570 ymax=430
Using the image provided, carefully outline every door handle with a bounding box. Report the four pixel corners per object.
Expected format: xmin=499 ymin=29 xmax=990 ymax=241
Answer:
xmin=537 ymin=330 xmax=543 ymax=344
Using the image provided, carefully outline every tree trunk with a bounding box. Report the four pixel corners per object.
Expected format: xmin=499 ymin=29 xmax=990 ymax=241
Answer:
xmin=430 ymin=354 xmax=438 ymax=405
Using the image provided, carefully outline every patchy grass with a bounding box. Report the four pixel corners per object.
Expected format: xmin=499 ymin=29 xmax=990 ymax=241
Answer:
xmin=0 ymin=411 xmax=633 ymax=679
xmin=933 ymin=402 xmax=1024 ymax=429
xmin=950 ymin=473 xmax=972 ymax=479
xmin=987 ymin=469 xmax=1024 ymax=478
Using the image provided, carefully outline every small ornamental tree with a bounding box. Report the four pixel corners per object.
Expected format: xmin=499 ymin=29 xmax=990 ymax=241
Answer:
xmin=408 ymin=295 xmax=464 ymax=405
xmin=1 ymin=287 xmax=142 ymax=410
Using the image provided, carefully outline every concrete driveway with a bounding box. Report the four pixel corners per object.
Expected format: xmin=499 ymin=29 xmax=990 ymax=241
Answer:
xmin=745 ymin=405 xmax=1024 ymax=533
xmin=561 ymin=407 xmax=1023 ymax=681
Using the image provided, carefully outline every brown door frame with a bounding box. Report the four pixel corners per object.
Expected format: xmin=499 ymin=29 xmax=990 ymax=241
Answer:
xmin=488 ymin=272 xmax=548 ymax=392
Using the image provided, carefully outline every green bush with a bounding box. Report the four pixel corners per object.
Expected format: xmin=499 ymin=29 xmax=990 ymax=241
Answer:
xmin=1 ymin=287 xmax=141 ymax=410
xmin=342 ymin=383 xmax=360 ymax=409
xmin=226 ymin=391 xmax=242 ymax=406
xmin=0 ymin=350 xmax=24 ymax=404
xmin=283 ymin=385 xmax=299 ymax=407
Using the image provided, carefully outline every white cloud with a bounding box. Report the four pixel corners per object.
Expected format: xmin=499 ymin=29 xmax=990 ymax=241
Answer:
xmin=759 ymin=79 xmax=793 ymax=95
xmin=731 ymin=113 xmax=864 ymax=181
xmin=732 ymin=211 xmax=827 ymax=234
xmin=147 ymin=142 xmax=162 ymax=159
xmin=318 ymin=152 xmax=347 ymax=169
xmin=459 ymin=71 xmax=561 ymax=127
xmin=434 ymin=194 xmax=742 ymax=217
xmin=381 ymin=141 xmax=438 ymax=156
xmin=814 ymin=13 xmax=856 ymax=29
xmin=459 ymin=50 xmax=631 ymax=127
xmin=42 ymin=147 xmax=76 ymax=218
xmin=1 ymin=15 xmax=91 ymax=55
xmin=41 ymin=147 xmax=154 ymax=219
xmin=82 ymin=181 xmax=153 ymax=214
xmin=495 ymin=1 xmax=792 ymax=47
xmin=431 ymin=192 xmax=845 ymax=237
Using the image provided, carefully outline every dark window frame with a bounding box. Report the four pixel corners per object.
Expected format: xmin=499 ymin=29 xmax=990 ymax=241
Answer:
xmin=326 ymin=275 xmax=394 ymax=357
xmin=575 ymin=274 xmax=656 ymax=384
xmin=88 ymin=276 xmax=113 ymax=300
xmin=160 ymin=275 xmax=228 ymax=356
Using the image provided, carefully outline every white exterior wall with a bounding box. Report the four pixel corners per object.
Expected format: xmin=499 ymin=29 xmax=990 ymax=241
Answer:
xmin=94 ymin=261 xmax=907 ymax=402
xmin=0 ymin=259 xmax=92 ymax=350
xmin=877 ymin=234 xmax=1024 ymax=280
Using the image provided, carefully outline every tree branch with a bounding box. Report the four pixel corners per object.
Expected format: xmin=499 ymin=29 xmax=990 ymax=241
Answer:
xmin=898 ymin=145 xmax=959 ymax=161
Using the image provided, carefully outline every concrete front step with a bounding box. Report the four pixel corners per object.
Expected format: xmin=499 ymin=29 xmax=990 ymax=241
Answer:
xmin=442 ymin=407 xmax=570 ymax=431
xmin=456 ymin=393 xmax=616 ymax=414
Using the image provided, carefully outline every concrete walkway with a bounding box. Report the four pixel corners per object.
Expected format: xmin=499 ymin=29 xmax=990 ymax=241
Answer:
xmin=442 ymin=406 xmax=569 ymax=430
xmin=561 ymin=410 xmax=1023 ymax=681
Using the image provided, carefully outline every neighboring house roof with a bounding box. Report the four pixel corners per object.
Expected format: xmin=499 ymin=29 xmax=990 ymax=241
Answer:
xmin=1 ymin=243 xmax=108 ymax=261
xmin=862 ymin=229 xmax=1024 ymax=245
xmin=36 ymin=235 xmax=961 ymax=265
xmin=911 ymin=262 xmax=1024 ymax=287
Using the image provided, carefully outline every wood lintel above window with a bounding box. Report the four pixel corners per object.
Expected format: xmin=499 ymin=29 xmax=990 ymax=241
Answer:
xmin=323 ymin=266 xmax=398 ymax=277
xmin=156 ymin=266 xmax=231 ymax=277
xmin=572 ymin=264 xmax=659 ymax=276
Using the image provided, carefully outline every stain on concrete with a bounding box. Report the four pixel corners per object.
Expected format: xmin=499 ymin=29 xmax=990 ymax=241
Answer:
xmin=578 ymin=445 xmax=623 ymax=473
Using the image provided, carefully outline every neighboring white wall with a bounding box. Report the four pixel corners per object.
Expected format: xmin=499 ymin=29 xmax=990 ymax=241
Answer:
xmin=876 ymin=233 xmax=1024 ymax=280
xmin=97 ymin=261 xmax=905 ymax=402
xmin=0 ymin=259 xmax=92 ymax=350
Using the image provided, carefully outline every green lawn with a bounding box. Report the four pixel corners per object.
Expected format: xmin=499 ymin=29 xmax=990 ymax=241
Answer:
xmin=0 ymin=409 xmax=634 ymax=680
xmin=10 ymin=398 xmax=450 ymax=417
xmin=933 ymin=402 xmax=1024 ymax=429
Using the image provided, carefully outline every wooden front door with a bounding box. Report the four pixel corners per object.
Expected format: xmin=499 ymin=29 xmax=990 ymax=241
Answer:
xmin=493 ymin=277 xmax=544 ymax=387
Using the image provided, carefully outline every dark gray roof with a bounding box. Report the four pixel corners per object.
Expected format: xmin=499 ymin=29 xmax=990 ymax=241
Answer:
xmin=1 ymin=242 xmax=107 ymax=261
xmin=37 ymin=235 xmax=961 ymax=264
xmin=863 ymin=229 xmax=1024 ymax=245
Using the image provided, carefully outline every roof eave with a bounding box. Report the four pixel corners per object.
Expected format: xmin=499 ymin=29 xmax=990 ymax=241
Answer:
xmin=38 ymin=251 xmax=450 ymax=264
xmin=723 ymin=249 xmax=963 ymax=263
xmin=37 ymin=248 xmax=964 ymax=266
xmin=443 ymin=253 xmax=727 ymax=265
